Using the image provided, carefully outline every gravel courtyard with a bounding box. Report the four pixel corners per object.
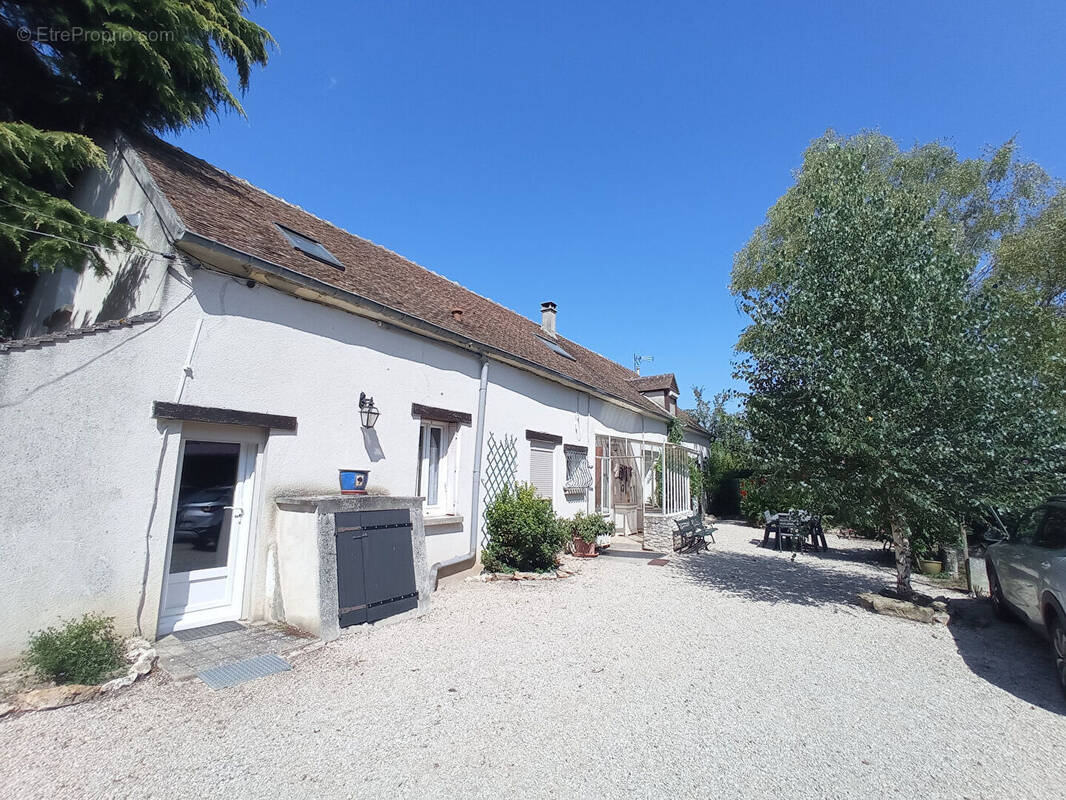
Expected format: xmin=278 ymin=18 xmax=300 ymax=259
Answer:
xmin=1 ymin=522 xmax=1063 ymax=799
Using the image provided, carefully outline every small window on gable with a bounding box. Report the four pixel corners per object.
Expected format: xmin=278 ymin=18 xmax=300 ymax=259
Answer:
xmin=274 ymin=223 xmax=344 ymax=269
xmin=536 ymin=335 xmax=575 ymax=360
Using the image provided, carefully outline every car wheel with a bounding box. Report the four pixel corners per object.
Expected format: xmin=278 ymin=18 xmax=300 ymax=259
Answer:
xmin=987 ymin=564 xmax=1014 ymax=622
xmin=1050 ymin=614 xmax=1066 ymax=698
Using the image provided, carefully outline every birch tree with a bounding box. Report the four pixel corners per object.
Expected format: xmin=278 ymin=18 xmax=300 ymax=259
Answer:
xmin=733 ymin=134 xmax=1065 ymax=597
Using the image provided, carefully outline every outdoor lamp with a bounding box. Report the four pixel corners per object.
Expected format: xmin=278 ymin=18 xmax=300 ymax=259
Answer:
xmin=359 ymin=392 xmax=380 ymax=428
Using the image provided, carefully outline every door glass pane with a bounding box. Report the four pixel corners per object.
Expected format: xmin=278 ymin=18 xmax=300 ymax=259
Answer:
xmin=169 ymin=441 xmax=240 ymax=574
xmin=426 ymin=427 xmax=441 ymax=505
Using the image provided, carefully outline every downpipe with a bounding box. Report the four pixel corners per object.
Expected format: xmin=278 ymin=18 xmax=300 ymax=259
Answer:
xmin=430 ymin=355 xmax=489 ymax=586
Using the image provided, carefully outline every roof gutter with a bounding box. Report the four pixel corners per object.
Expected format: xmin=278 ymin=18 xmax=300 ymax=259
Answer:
xmin=176 ymin=230 xmax=671 ymax=423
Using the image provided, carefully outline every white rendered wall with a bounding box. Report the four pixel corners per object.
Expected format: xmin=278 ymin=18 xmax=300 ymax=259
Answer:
xmin=0 ymin=278 xmax=190 ymax=664
xmin=18 ymin=143 xmax=174 ymax=337
xmin=273 ymin=507 xmax=322 ymax=635
xmin=4 ymin=174 xmax=685 ymax=660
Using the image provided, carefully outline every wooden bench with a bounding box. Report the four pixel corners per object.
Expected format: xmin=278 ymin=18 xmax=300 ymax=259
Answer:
xmin=673 ymin=515 xmax=717 ymax=553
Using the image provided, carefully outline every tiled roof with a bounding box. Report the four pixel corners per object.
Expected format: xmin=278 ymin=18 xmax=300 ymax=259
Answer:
xmin=627 ymin=373 xmax=679 ymax=393
xmin=132 ymin=136 xmax=671 ymax=418
xmin=677 ymin=408 xmax=712 ymax=437
xmin=0 ymin=311 xmax=160 ymax=353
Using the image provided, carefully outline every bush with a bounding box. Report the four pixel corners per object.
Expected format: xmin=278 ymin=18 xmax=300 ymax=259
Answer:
xmin=908 ymin=511 xmax=963 ymax=561
xmin=24 ymin=613 xmax=125 ymax=685
xmin=481 ymin=483 xmax=567 ymax=573
xmin=559 ymin=511 xmax=613 ymax=544
xmin=739 ymin=477 xmax=810 ymax=522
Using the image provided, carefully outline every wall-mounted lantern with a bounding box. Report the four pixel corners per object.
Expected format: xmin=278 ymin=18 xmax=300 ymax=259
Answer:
xmin=359 ymin=392 xmax=380 ymax=428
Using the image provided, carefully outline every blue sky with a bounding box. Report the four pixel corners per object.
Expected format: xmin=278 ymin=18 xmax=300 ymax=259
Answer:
xmin=169 ymin=0 xmax=1066 ymax=409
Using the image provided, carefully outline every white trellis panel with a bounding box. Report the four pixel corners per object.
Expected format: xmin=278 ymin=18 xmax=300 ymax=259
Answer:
xmin=481 ymin=432 xmax=517 ymax=546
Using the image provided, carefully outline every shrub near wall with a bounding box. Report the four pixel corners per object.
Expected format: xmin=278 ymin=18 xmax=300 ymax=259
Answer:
xmin=24 ymin=614 xmax=124 ymax=685
xmin=481 ymin=484 xmax=568 ymax=573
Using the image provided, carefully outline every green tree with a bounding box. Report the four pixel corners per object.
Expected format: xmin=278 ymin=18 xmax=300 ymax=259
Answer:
xmin=733 ymin=135 xmax=1066 ymax=597
xmin=992 ymin=193 xmax=1066 ymax=392
xmin=0 ymin=1 xmax=274 ymax=335
xmin=995 ymin=192 xmax=1066 ymax=306
xmin=733 ymin=131 xmax=1052 ymax=328
xmin=692 ymin=388 xmax=750 ymax=455
xmin=692 ymin=388 xmax=752 ymax=510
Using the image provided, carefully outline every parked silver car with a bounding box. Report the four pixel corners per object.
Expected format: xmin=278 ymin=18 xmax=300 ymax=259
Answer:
xmin=173 ymin=486 xmax=233 ymax=551
xmin=985 ymin=499 xmax=1066 ymax=696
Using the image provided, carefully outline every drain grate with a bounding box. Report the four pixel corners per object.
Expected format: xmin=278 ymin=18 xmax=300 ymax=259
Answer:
xmin=172 ymin=621 xmax=245 ymax=642
xmin=648 ymin=558 xmax=670 ymax=566
xmin=198 ymin=653 xmax=291 ymax=689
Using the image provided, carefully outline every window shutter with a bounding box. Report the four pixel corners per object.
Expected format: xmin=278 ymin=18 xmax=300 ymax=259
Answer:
xmin=530 ymin=443 xmax=555 ymax=500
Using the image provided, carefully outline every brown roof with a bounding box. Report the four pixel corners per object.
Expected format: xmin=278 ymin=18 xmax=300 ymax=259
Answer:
xmin=676 ymin=408 xmax=712 ymax=437
xmin=132 ymin=136 xmax=669 ymax=418
xmin=627 ymin=373 xmax=679 ymax=393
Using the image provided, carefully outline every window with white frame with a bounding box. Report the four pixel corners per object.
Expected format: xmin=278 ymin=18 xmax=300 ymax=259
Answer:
xmin=529 ymin=440 xmax=555 ymax=501
xmin=416 ymin=421 xmax=457 ymax=514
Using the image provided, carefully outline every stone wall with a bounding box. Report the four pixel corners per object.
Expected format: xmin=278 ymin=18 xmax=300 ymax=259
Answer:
xmin=642 ymin=511 xmax=691 ymax=552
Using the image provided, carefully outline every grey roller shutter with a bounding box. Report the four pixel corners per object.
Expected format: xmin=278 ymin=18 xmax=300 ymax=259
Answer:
xmin=529 ymin=442 xmax=555 ymax=500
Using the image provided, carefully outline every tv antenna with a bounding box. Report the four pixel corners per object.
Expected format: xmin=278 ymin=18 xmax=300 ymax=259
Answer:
xmin=633 ymin=354 xmax=654 ymax=375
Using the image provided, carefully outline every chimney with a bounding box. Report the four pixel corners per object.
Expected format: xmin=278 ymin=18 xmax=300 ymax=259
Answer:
xmin=540 ymin=301 xmax=557 ymax=337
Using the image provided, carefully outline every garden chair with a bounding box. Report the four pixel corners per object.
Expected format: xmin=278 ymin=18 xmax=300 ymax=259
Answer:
xmin=761 ymin=511 xmax=776 ymax=547
xmin=774 ymin=510 xmax=802 ymax=551
xmin=762 ymin=510 xmax=798 ymax=549
xmin=802 ymin=515 xmax=828 ymax=551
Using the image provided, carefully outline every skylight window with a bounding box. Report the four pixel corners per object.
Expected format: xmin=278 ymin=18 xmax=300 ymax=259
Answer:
xmin=274 ymin=223 xmax=344 ymax=269
xmin=537 ymin=335 xmax=575 ymax=360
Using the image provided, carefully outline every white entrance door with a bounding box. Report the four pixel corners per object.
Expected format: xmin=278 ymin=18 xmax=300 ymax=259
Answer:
xmin=158 ymin=431 xmax=259 ymax=635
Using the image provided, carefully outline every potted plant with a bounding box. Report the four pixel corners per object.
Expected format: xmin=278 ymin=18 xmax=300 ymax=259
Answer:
xmin=911 ymin=528 xmax=944 ymax=575
xmin=917 ymin=554 xmax=943 ymax=576
xmin=565 ymin=512 xmax=613 ymax=558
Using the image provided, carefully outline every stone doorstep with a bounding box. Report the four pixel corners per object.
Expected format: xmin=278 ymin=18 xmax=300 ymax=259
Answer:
xmin=155 ymin=623 xmax=317 ymax=682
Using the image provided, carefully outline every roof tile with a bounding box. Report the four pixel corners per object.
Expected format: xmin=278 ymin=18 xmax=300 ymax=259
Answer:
xmin=132 ymin=136 xmax=669 ymax=417
xmin=627 ymin=373 xmax=679 ymax=393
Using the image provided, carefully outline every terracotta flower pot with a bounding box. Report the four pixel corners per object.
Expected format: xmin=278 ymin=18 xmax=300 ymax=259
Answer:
xmin=572 ymin=536 xmax=598 ymax=557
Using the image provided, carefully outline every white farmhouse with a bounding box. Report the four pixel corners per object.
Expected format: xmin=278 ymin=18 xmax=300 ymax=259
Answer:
xmin=0 ymin=136 xmax=710 ymax=661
